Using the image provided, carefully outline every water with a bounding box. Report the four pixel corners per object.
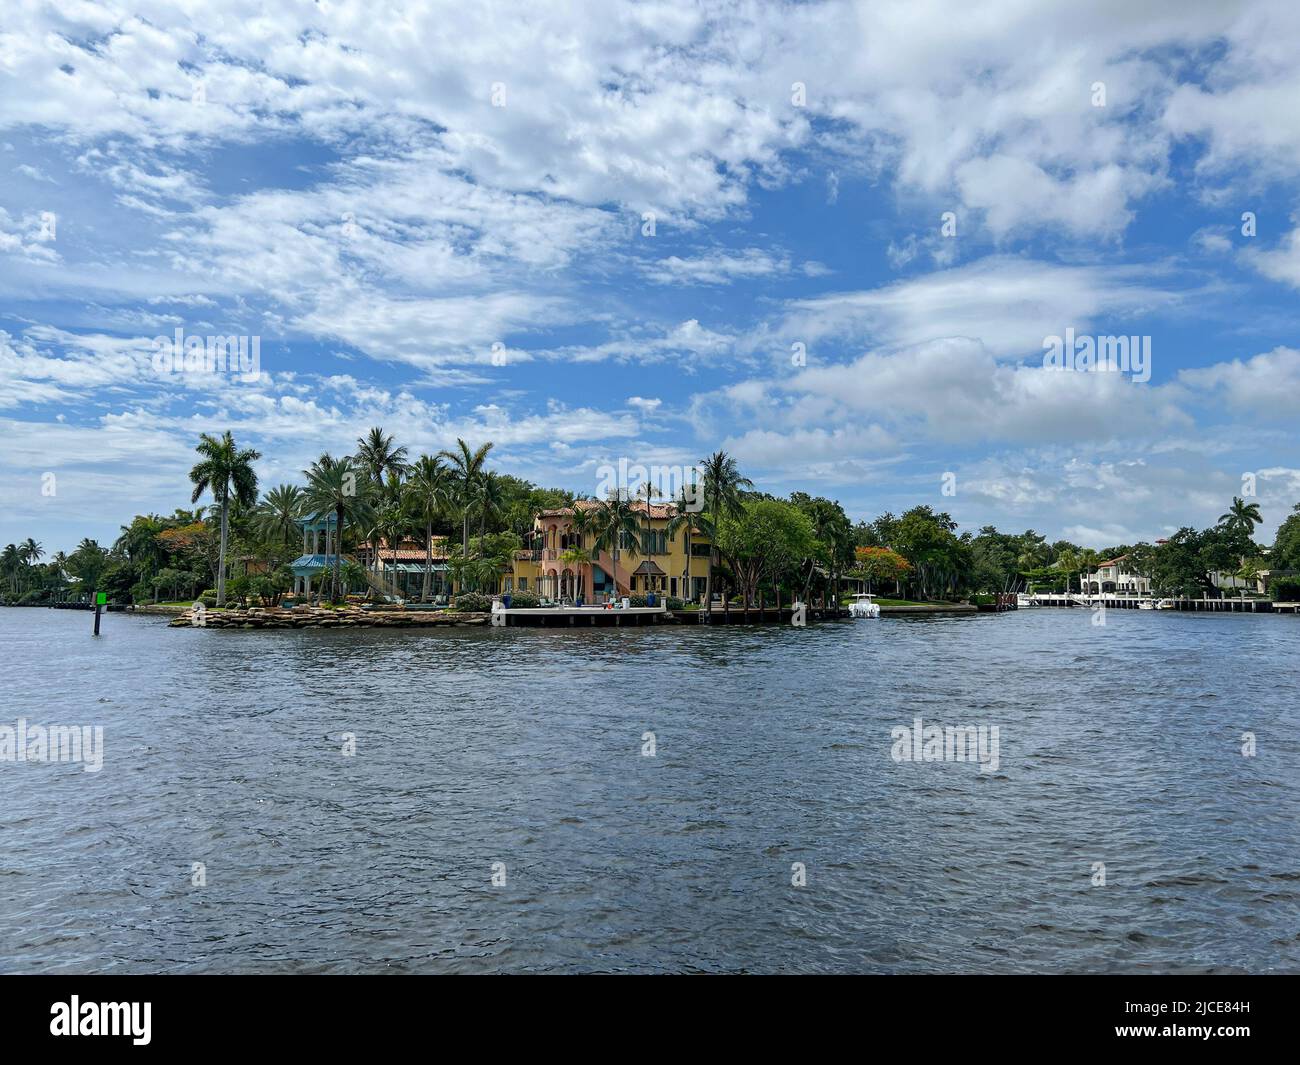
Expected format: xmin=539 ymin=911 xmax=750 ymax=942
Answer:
xmin=1 ymin=606 xmax=1297 ymax=974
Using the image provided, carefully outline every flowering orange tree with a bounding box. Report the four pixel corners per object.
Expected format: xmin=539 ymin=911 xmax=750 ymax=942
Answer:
xmin=852 ymin=546 xmax=912 ymax=593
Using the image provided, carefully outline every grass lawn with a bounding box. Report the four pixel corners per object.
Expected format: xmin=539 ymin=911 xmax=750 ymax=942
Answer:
xmin=841 ymin=597 xmax=957 ymax=607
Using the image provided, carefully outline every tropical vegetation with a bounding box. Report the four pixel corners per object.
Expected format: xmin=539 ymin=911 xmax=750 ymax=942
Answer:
xmin=4 ymin=426 xmax=1298 ymax=611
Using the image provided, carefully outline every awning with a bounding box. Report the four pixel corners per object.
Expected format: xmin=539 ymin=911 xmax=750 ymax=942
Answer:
xmin=631 ymin=560 xmax=666 ymax=576
xmin=385 ymin=562 xmax=449 ymax=574
xmin=289 ymin=553 xmax=342 ymax=575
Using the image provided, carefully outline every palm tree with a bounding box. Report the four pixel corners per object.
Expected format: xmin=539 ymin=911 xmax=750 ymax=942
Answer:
xmin=566 ymin=502 xmax=595 ymax=601
xmin=189 ymin=431 xmax=262 ymax=607
xmin=21 ymin=537 xmax=44 ymax=568
xmin=1220 ymin=497 xmax=1263 ymax=537
xmin=373 ymin=502 xmax=409 ymax=596
xmin=633 ymin=481 xmax=661 ymax=598
xmin=406 ymin=455 xmax=451 ymax=601
xmin=301 ymin=455 xmax=372 ymax=603
xmin=1077 ymin=548 xmax=1100 ymax=597
xmin=114 ymin=516 xmax=166 ymax=577
xmin=355 ymin=429 xmax=408 ymax=574
xmin=699 ymin=450 xmax=752 ymax=614
xmin=254 ymin=485 xmax=305 ymax=556
xmin=1 ymin=543 xmax=20 ymax=596
xmin=1055 ymin=547 xmax=1080 ymax=594
xmin=664 ymin=489 xmax=713 ymax=604
xmin=590 ymin=494 xmax=641 ymax=603
xmin=50 ymin=550 xmax=69 ymax=602
xmin=476 ymin=469 xmax=506 ymax=543
xmin=1234 ymin=557 xmax=1263 ymax=596
xmin=356 ymin=427 xmax=409 ymax=488
xmin=558 ymin=547 xmax=588 ymax=601
xmin=438 ymin=439 xmax=494 ymax=562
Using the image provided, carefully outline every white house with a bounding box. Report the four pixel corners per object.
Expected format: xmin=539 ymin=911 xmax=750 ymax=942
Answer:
xmin=1081 ymin=555 xmax=1151 ymax=596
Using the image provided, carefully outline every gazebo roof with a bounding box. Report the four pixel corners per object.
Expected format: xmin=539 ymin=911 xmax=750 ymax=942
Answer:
xmin=289 ymin=553 xmax=343 ymax=575
xmin=298 ymin=512 xmax=339 ymax=531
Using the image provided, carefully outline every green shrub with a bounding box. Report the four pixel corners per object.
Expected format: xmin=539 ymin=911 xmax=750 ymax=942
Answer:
xmin=1269 ymin=575 xmax=1300 ymax=602
xmin=507 ymin=590 xmax=540 ymax=608
xmin=666 ymin=596 xmax=685 ymax=610
xmin=451 ymin=592 xmax=492 ymax=612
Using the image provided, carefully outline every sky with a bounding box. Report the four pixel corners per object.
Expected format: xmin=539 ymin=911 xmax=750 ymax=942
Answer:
xmin=3 ymin=0 xmax=1300 ymax=555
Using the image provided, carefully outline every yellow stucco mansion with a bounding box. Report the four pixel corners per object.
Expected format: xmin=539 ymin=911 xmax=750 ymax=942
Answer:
xmin=508 ymin=500 xmax=713 ymax=603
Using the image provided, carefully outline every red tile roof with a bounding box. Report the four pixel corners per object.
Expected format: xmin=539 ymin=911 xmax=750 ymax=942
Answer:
xmin=539 ymin=499 xmax=679 ymax=519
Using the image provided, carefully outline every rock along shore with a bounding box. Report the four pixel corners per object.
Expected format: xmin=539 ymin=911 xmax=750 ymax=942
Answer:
xmin=169 ymin=606 xmax=491 ymax=629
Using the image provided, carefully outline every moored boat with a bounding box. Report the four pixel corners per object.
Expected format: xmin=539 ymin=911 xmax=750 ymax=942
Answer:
xmin=848 ymin=593 xmax=881 ymax=618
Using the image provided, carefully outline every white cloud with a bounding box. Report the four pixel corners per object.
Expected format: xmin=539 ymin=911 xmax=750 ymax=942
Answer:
xmin=768 ymin=257 xmax=1184 ymax=358
xmin=1179 ymin=346 xmax=1300 ymax=419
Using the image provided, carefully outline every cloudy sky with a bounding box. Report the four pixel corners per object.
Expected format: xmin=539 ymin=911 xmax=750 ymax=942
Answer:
xmin=3 ymin=0 xmax=1300 ymax=554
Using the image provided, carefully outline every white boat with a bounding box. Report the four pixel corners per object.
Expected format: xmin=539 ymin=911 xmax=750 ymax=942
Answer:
xmin=1154 ymin=598 xmax=1175 ymax=610
xmin=1137 ymin=599 xmax=1156 ymax=610
xmin=848 ymin=593 xmax=881 ymax=618
xmin=1016 ymin=593 xmax=1039 ymax=608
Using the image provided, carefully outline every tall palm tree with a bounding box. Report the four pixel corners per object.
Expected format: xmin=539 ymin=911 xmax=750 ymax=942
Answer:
xmin=665 ymin=487 xmax=711 ymax=602
xmin=301 ymin=455 xmax=372 ymax=603
xmin=20 ymin=537 xmax=44 ymax=568
xmin=476 ymin=469 xmax=506 ymax=543
xmin=1220 ymin=497 xmax=1263 ymax=537
xmin=50 ymin=550 xmax=69 ymax=602
xmin=1055 ymin=547 xmax=1080 ymax=594
xmin=189 ymin=431 xmax=262 ymax=607
xmin=406 ymin=455 xmax=451 ymax=601
xmin=372 ymin=501 xmax=409 ymax=597
xmin=355 ymin=429 xmax=408 ymax=573
xmin=254 ymin=485 xmax=305 ymax=557
xmin=633 ymin=481 xmax=661 ymax=598
xmin=566 ymin=502 xmax=595 ymax=601
xmin=1077 ymin=548 xmax=1100 ymax=596
xmin=438 ymin=439 xmax=494 ymax=561
xmin=699 ymin=450 xmax=752 ymax=614
xmin=558 ymin=547 xmax=588 ymax=601
xmin=1 ymin=543 xmax=20 ymax=596
xmin=356 ymin=427 xmax=409 ymax=488
xmin=590 ymin=494 xmax=641 ymax=602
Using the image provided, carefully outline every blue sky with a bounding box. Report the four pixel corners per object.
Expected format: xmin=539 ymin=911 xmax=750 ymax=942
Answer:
xmin=3 ymin=0 xmax=1300 ymax=554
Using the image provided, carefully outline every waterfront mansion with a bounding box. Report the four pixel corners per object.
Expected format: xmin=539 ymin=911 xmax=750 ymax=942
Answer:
xmin=1080 ymin=554 xmax=1152 ymax=596
xmin=508 ymin=500 xmax=713 ymax=603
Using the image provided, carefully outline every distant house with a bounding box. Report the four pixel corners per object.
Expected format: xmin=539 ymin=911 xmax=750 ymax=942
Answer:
xmin=356 ymin=536 xmax=453 ymax=600
xmin=1209 ymin=554 xmax=1269 ymax=595
xmin=1081 ymin=555 xmax=1151 ymax=596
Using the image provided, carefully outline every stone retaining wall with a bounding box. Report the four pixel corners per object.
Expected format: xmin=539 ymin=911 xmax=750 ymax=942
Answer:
xmin=169 ymin=607 xmax=490 ymax=629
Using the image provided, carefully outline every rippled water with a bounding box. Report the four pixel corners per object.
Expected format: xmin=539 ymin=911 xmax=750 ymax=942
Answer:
xmin=1 ymin=605 xmax=1297 ymax=973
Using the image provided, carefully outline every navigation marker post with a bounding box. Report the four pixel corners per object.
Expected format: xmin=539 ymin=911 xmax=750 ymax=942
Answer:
xmin=93 ymin=591 xmax=106 ymax=636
